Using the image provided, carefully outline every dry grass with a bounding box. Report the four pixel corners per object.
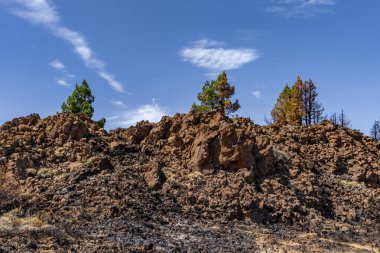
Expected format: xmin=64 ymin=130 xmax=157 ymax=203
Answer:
xmin=0 ymin=208 xmax=73 ymax=251
xmin=268 ymin=233 xmax=380 ymax=253
xmin=0 ymin=208 xmax=56 ymax=237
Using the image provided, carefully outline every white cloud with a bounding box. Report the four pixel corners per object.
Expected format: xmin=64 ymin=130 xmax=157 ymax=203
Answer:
xmin=267 ymin=0 xmax=337 ymax=17
xmin=251 ymin=90 xmax=262 ymax=99
xmin=55 ymin=78 xmax=70 ymax=87
xmin=192 ymin=39 xmax=226 ymax=48
xmin=98 ymin=71 xmax=124 ymax=93
xmin=11 ymin=0 xmax=60 ymax=25
xmin=110 ymin=100 xmax=126 ymax=107
xmin=106 ymin=116 xmax=119 ymax=121
xmin=204 ymin=72 xmax=220 ymax=79
xmin=49 ymin=59 xmax=74 ymax=87
xmin=52 ymin=27 xmax=105 ymax=69
xmin=306 ymin=0 xmax=336 ymax=5
xmin=109 ymin=100 xmax=167 ymax=127
xmin=180 ymin=39 xmax=259 ymax=70
xmin=50 ymin=59 xmax=65 ymax=70
xmin=5 ymin=0 xmax=124 ymax=92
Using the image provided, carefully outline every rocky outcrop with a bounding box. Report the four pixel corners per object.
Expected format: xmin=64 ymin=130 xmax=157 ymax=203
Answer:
xmin=0 ymin=112 xmax=379 ymax=252
xmin=106 ymin=112 xmax=380 ymax=225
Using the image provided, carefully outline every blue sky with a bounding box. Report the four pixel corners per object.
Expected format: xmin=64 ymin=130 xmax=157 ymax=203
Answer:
xmin=0 ymin=0 xmax=379 ymax=134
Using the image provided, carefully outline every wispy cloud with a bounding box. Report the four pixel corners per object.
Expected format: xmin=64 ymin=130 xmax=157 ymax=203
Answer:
xmin=110 ymin=100 xmax=126 ymax=107
xmin=49 ymin=59 xmax=74 ymax=86
xmin=10 ymin=0 xmax=60 ymax=25
xmin=180 ymin=39 xmax=259 ymax=71
xmin=108 ymin=100 xmax=167 ymax=127
xmin=106 ymin=116 xmax=119 ymax=121
xmin=235 ymin=30 xmax=257 ymax=43
xmin=5 ymin=0 xmax=124 ymax=92
xmin=252 ymin=90 xmax=262 ymax=99
xmin=55 ymin=78 xmax=70 ymax=87
xmin=50 ymin=59 xmax=65 ymax=70
xmin=267 ymin=0 xmax=337 ymax=17
xmin=98 ymin=71 xmax=124 ymax=93
xmin=192 ymin=39 xmax=226 ymax=48
xmin=204 ymin=72 xmax=221 ymax=79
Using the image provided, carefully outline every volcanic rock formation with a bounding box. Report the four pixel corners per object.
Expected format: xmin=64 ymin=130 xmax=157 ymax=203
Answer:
xmin=0 ymin=112 xmax=379 ymax=252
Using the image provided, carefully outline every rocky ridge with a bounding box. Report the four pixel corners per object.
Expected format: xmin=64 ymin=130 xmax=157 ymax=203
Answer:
xmin=0 ymin=112 xmax=379 ymax=252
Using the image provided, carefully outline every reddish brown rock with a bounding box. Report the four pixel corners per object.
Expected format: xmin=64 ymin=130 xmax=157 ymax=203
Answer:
xmin=0 ymin=112 xmax=379 ymax=251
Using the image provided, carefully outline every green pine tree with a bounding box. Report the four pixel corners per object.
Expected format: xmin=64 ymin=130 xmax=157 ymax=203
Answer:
xmin=96 ymin=117 xmax=106 ymax=128
xmin=61 ymin=80 xmax=95 ymax=118
xmin=192 ymin=71 xmax=240 ymax=115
